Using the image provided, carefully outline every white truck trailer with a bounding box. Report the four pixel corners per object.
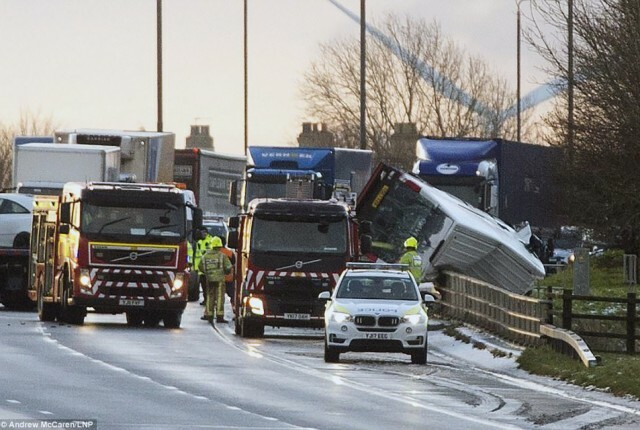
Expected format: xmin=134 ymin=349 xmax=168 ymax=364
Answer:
xmin=13 ymin=143 xmax=121 ymax=195
xmin=54 ymin=129 xmax=175 ymax=183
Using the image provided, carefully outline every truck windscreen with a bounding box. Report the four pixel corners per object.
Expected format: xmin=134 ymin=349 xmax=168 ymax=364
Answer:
xmin=81 ymin=203 xmax=185 ymax=240
xmin=245 ymin=182 xmax=287 ymax=204
xmin=251 ymin=218 xmax=347 ymax=254
xmin=358 ymin=171 xmax=449 ymax=263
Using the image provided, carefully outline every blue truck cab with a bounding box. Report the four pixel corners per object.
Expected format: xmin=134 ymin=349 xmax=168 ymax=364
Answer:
xmin=412 ymin=137 xmax=562 ymax=230
xmin=231 ymin=146 xmax=373 ymax=210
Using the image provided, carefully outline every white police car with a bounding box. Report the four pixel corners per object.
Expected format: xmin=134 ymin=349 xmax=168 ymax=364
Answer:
xmin=319 ymin=263 xmax=433 ymax=364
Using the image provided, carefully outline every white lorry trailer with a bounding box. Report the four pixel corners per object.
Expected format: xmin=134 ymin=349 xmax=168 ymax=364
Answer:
xmin=12 ymin=143 xmax=121 ymax=195
xmin=54 ymin=129 xmax=175 ymax=183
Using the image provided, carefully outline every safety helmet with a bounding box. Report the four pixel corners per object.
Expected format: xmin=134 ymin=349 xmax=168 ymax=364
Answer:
xmin=404 ymin=237 xmax=418 ymax=249
xmin=211 ymin=236 xmax=223 ymax=248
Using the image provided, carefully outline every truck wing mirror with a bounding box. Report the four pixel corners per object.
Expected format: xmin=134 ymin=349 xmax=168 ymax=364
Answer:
xmin=58 ymin=224 xmax=70 ymax=235
xmin=360 ymin=234 xmax=372 ymax=255
xmin=192 ymin=208 xmax=203 ymax=231
xmin=228 ymin=216 xmax=240 ymax=229
xmin=229 ymin=180 xmax=243 ymax=207
xmin=227 ymin=230 xmax=239 ymax=249
xmin=60 ymin=202 xmax=71 ymax=224
xmin=359 ymin=220 xmax=372 ymax=235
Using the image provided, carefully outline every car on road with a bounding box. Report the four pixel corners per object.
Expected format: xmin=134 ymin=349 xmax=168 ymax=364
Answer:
xmin=319 ymin=263 xmax=432 ymax=364
xmin=0 ymin=193 xmax=33 ymax=248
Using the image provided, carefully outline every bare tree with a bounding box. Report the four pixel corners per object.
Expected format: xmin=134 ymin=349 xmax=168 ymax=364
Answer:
xmin=0 ymin=111 xmax=57 ymax=191
xmin=301 ymin=14 xmax=531 ymax=169
xmin=527 ymin=0 xmax=640 ymax=250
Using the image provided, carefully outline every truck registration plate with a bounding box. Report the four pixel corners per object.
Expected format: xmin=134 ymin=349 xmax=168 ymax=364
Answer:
xmin=284 ymin=313 xmax=310 ymax=320
xmin=119 ymin=298 xmax=144 ymax=307
xmin=365 ymin=333 xmax=389 ymax=340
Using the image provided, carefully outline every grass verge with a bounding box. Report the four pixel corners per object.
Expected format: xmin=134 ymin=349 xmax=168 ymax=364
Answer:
xmin=517 ymin=345 xmax=640 ymax=400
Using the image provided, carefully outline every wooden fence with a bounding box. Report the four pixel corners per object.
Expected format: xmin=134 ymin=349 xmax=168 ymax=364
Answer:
xmin=438 ymin=272 xmax=598 ymax=366
xmin=552 ymin=290 xmax=640 ymax=354
xmin=437 ymin=271 xmax=549 ymax=346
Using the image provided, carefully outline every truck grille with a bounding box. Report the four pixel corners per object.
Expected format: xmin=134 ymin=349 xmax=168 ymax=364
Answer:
xmin=89 ymin=268 xmax=174 ymax=299
xmin=90 ymin=243 xmax=179 ymax=269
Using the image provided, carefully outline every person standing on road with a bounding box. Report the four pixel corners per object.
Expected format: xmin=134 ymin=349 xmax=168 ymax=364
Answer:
xmin=399 ymin=236 xmax=422 ymax=282
xmin=198 ymin=236 xmax=232 ymax=324
xmin=219 ymin=236 xmax=236 ymax=308
xmin=195 ymin=229 xmax=215 ymax=305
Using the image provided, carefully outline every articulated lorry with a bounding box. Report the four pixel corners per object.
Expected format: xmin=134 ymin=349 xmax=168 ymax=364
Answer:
xmin=413 ymin=137 xmax=562 ymax=230
xmin=29 ymin=182 xmax=201 ymax=327
xmin=173 ymin=148 xmax=247 ymax=219
xmin=231 ymin=146 xmax=373 ymax=208
xmin=54 ymin=129 xmax=175 ymax=183
xmin=357 ymin=163 xmax=545 ymax=295
xmin=13 ymin=143 xmax=121 ymax=195
xmin=227 ymin=198 xmax=371 ymax=337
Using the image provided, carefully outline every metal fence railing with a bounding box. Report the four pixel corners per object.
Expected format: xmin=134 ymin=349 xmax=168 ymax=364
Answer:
xmin=438 ymin=271 xmax=598 ymax=367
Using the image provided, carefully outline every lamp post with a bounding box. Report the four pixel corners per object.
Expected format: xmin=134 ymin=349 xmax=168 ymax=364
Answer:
xmin=244 ymin=0 xmax=248 ymax=156
xmin=567 ymin=0 xmax=574 ymax=150
xmin=516 ymin=0 xmax=527 ymax=143
xmin=359 ymin=0 xmax=366 ymax=150
xmin=156 ymin=0 xmax=163 ymax=132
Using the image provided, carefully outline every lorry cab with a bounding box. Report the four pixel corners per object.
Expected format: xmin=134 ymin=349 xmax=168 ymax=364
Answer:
xmin=227 ymin=198 xmax=363 ymax=337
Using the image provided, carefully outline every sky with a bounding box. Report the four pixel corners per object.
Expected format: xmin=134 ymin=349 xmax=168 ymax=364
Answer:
xmin=0 ymin=0 xmax=550 ymax=156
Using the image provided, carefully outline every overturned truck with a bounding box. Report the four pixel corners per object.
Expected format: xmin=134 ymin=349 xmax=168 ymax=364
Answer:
xmin=356 ymin=163 xmax=545 ymax=295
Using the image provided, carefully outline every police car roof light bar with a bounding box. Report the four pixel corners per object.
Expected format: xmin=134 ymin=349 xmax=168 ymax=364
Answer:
xmin=346 ymin=262 xmax=409 ymax=271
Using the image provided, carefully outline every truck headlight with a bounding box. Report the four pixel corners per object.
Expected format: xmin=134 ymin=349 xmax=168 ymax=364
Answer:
xmin=248 ymin=297 xmax=264 ymax=315
xmin=79 ymin=269 xmax=91 ymax=289
xmin=331 ymin=311 xmax=352 ymax=324
xmin=401 ymin=314 xmax=423 ymax=325
xmin=172 ymin=273 xmax=185 ymax=292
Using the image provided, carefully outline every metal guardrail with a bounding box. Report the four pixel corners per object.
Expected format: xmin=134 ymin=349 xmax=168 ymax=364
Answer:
xmin=539 ymin=323 xmax=598 ymax=367
xmin=439 ymin=271 xmax=597 ymax=367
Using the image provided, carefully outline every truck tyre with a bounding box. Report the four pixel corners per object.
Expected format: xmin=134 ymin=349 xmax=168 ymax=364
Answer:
xmin=37 ymin=287 xmax=58 ymax=322
xmin=410 ymin=335 xmax=428 ymax=365
xmin=234 ymin=317 xmax=242 ymax=335
xmin=324 ymin=338 xmax=340 ymax=363
xmin=126 ymin=311 xmax=144 ymax=326
xmin=240 ymin=318 xmax=264 ymax=338
xmin=188 ymin=272 xmax=199 ymax=302
xmin=61 ymin=277 xmax=85 ymax=325
xmin=144 ymin=312 xmax=161 ymax=327
xmin=163 ymin=311 xmax=182 ymax=329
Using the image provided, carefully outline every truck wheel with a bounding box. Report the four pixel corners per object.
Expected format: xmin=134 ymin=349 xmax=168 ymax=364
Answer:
xmin=144 ymin=312 xmax=161 ymax=327
xmin=37 ymin=287 xmax=58 ymax=322
xmin=324 ymin=338 xmax=340 ymax=363
xmin=234 ymin=317 xmax=241 ymax=335
xmin=61 ymin=278 xmax=85 ymax=325
xmin=126 ymin=311 xmax=144 ymax=326
xmin=163 ymin=311 xmax=182 ymax=329
xmin=240 ymin=318 xmax=264 ymax=338
xmin=410 ymin=334 xmax=428 ymax=365
xmin=188 ymin=273 xmax=199 ymax=302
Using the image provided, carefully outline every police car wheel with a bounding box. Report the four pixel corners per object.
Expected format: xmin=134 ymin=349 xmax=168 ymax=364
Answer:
xmin=324 ymin=338 xmax=340 ymax=363
xmin=410 ymin=336 xmax=428 ymax=365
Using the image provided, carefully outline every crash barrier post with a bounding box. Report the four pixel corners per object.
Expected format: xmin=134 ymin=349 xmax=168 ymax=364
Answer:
xmin=552 ymin=290 xmax=639 ymax=354
xmin=439 ymin=271 xmax=598 ymax=367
